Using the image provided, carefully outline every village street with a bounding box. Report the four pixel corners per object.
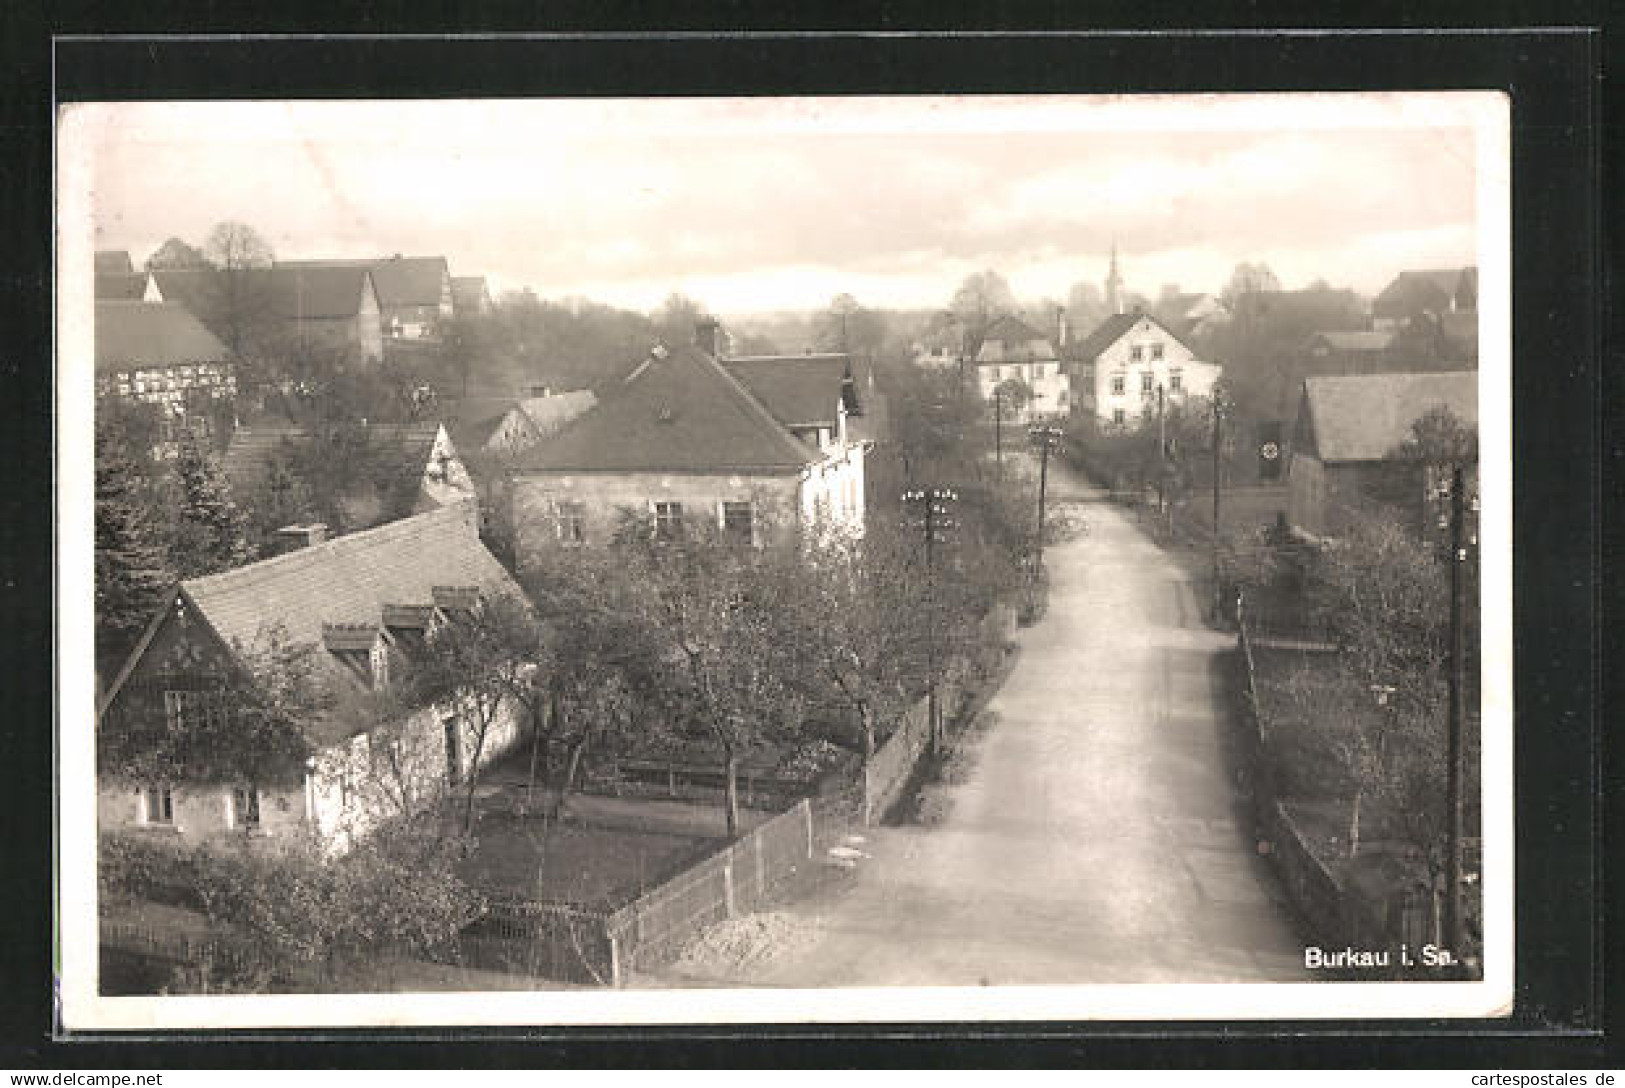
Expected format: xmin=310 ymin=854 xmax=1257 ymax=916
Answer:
xmin=709 ymin=461 xmax=1309 ymax=986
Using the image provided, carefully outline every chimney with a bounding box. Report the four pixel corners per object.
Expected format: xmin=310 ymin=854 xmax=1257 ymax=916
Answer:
xmin=695 ymin=317 xmax=721 ymax=357
xmin=1056 ymin=305 xmax=1069 ymax=347
xmin=273 ymin=523 xmax=328 ymax=554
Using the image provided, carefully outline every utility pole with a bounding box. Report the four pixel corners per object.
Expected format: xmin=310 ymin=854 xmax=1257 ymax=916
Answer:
xmin=1211 ymin=392 xmax=1224 ymax=622
xmin=903 ymin=487 xmax=957 ymax=754
xmin=1156 ymin=383 xmax=1168 ymax=525
xmin=1029 ymin=425 xmax=1064 ymax=570
xmin=994 ymin=389 xmax=1004 ymax=473
xmin=1444 ymin=462 xmax=1468 ymax=963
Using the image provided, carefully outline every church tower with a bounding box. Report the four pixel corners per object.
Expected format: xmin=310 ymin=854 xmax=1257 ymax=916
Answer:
xmin=1105 ymin=241 xmax=1125 ymax=315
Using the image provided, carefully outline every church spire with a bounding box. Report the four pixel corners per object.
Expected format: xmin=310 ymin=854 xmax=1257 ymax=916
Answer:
xmin=1105 ymin=240 xmax=1124 ymax=315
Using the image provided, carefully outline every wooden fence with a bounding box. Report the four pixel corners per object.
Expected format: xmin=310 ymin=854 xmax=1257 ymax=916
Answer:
xmin=602 ymin=799 xmax=817 ymax=980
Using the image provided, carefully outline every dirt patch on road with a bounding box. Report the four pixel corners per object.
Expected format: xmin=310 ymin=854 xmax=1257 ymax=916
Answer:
xmin=670 ymin=911 xmax=822 ymax=977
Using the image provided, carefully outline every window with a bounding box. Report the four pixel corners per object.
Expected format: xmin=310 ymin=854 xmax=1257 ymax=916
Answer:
xmin=1110 ymin=374 xmax=1126 ymax=396
xmin=654 ymin=501 xmax=684 ymax=542
xmin=369 ymin=640 xmax=390 ymax=692
xmin=554 ymin=500 xmax=586 ymax=545
xmin=1130 ymin=344 xmax=1143 ymax=362
xmin=721 ymin=501 xmax=754 ymax=545
xmin=1169 ymin=370 xmax=1183 ymax=393
xmin=1141 ymin=372 xmax=1155 ymax=394
xmin=232 ymin=785 xmax=261 ymax=831
xmin=1150 ymin=343 xmax=1164 ymax=361
xmin=163 ymin=689 xmax=229 ymax=734
xmin=1112 ymin=408 xmax=1126 ymax=425
xmin=141 ymin=785 xmax=174 ymax=826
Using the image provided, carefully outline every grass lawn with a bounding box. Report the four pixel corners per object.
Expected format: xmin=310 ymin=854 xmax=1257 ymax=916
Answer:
xmin=463 ymin=813 xmax=716 ymax=907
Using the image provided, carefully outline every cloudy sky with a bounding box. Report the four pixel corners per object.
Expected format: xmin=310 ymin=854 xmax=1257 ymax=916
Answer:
xmin=67 ymin=94 xmax=1494 ymax=316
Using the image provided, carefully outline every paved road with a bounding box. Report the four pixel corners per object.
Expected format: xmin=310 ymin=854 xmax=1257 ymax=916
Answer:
xmin=725 ymin=461 xmax=1308 ymax=986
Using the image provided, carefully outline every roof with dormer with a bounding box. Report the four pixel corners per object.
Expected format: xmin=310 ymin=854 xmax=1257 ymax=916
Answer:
xmin=102 ymin=501 xmax=521 ymax=748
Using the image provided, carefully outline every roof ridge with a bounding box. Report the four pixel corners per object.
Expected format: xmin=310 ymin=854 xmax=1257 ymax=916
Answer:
xmin=688 ymin=349 xmax=815 ymax=463
xmin=183 ymin=501 xmax=474 ymax=601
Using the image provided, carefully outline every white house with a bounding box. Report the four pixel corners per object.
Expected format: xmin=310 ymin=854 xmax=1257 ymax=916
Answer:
xmin=1065 ymin=310 xmax=1223 ymax=426
xmin=96 ymin=502 xmax=530 ymax=853
xmin=973 ymin=314 xmax=1071 ymax=422
xmin=506 ymin=324 xmax=868 ymax=566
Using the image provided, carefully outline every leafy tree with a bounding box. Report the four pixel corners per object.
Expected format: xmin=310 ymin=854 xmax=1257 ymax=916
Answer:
xmin=651 ymin=292 xmax=710 ymax=347
xmin=98 ymin=623 xmax=322 ymax=787
xmin=608 ymin=522 xmax=809 ymax=838
xmin=200 ymin=221 xmax=278 ymax=357
xmin=168 ymin=427 xmax=254 ymax=578
xmin=243 ymin=449 xmax=318 ymax=556
xmin=991 ymin=376 xmax=1032 ymax=420
xmin=1392 ymin=405 xmax=1478 ymax=467
xmin=949 ymin=269 xmax=1018 ymax=332
xmin=1219 ymin=260 xmax=1282 ymax=310
xmin=784 ymin=529 xmax=926 ymax=764
xmin=812 ymin=293 xmax=887 ymax=356
xmin=95 ymin=416 xmax=174 ymax=666
xmin=144 ymin=237 xmax=210 ymax=272
xmin=403 ymin=591 xmax=538 ymax=834
xmin=178 ymin=813 xmax=481 ymax=993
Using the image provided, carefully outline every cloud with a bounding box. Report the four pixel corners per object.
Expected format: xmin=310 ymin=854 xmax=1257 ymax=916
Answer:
xmin=77 ymin=98 xmax=1485 ymax=313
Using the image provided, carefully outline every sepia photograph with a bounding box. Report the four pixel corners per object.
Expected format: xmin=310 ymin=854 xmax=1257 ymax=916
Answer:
xmin=56 ymin=91 xmax=1512 ymax=1029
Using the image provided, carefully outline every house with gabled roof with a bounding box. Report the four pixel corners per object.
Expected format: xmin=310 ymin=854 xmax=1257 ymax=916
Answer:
xmin=94 ymin=301 xmax=238 ymax=451
xmin=1152 ymin=291 xmax=1229 ymax=340
xmin=96 ymin=502 xmax=530 ymax=850
xmin=445 ymin=389 xmax=599 ymax=460
xmin=150 ymin=266 xmax=385 ymax=362
xmin=1286 ymin=371 xmax=1477 ymax=539
xmin=506 ymin=323 xmax=868 ymax=567
xmin=277 ymin=256 xmax=453 ymax=341
xmin=1065 ymin=309 xmax=1222 ymax=426
xmin=220 ymin=420 xmax=475 ymax=534
xmin=1371 ymin=267 xmax=1478 ymax=329
xmin=971 ymin=314 xmax=1069 ymax=422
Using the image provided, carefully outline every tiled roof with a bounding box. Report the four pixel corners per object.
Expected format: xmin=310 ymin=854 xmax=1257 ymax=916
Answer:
xmin=152 ymin=266 xmax=376 ymax=320
xmin=516 ymin=389 xmax=598 ymax=436
xmin=1312 ymin=330 xmax=1394 ymax=353
xmin=221 ymin=421 xmax=445 ymax=496
xmin=178 ymin=501 xmax=520 ymax=747
xmin=1372 ymin=268 xmax=1477 ymax=317
xmin=974 ymin=315 xmax=1057 ymax=362
xmin=95 ymin=302 xmax=230 ymax=372
xmin=1065 ymin=310 xmax=1201 ymax=363
xmin=721 ymin=355 xmax=859 ymax=429
xmin=277 ymin=257 xmax=447 ymax=308
xmin=261 ymin=266 xmax=376 ymax=319
xmin=513 ymin=344 xmax=815 ymax=474
xmin=1300 ymin=371 xmax=1477 ymax=463
xmin=442 ymin=398 xmax=521 ymax=453
xmin=96 ymin=251 xmax=134 ymax=275
xmin=96 ymin=273 xmax=149 ymax=302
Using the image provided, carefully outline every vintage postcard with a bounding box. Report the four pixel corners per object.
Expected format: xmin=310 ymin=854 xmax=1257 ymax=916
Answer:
xmin=57 ymin=91 xmax=1512 ymax=1029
